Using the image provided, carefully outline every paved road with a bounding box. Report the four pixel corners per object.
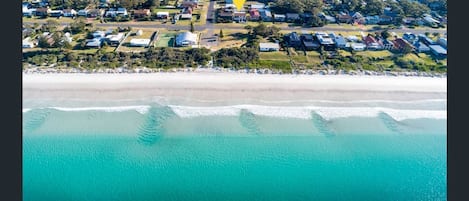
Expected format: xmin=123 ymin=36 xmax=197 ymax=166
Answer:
xmin=23 ymin=21 xmax=447 ymax=34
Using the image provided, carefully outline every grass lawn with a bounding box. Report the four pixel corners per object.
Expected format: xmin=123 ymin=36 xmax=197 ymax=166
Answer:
xmin=306 ymin=51 xmax=322 ymax=65
xmin=338 ymin=50 xmax=352 ymax=57
xmin=259 ymin=51 xmax=290 ymax=61
xmin=23 ymin=17 xmax=75 ymax=24
xmin=155 ymin=33 xmax=176 ymax=47
xmin=356 ymin=50 xmax=393 ymax=58
xmin=375 ymin=60 xmax=395 ymax=68
xmin=291 ymin=55 xmax=308 ymax=63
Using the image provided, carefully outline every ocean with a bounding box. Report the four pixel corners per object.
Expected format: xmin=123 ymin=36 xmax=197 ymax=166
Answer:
xmin=23 ymin=102 xmax=447 ymax=201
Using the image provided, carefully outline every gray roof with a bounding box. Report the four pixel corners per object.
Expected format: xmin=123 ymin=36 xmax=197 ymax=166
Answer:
xmin=429 ymin=45 xmax=447 ymax=54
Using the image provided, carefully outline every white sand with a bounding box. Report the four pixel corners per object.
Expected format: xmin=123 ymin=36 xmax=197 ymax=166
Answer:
xmin=23 ymin=73 xmax=446 ymax=106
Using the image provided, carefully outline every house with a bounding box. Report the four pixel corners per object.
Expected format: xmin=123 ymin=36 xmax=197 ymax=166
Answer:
xmin=333 ymin=35 xmax=347 ymax=49
xmin=286 ymin=13 xmax=300 ymax=22
xmin=403 ymin=33 xmax=418 ymax=44
xmin=133 ymin=9 xmax=151 ymax=18
xmin=393 ymin=38 xmax=414 ymax=52
xmin=249 ymin=9 xmax=260 ymax=21
xmin=365 ymin=15 xmax=380 ymax=25
xmin=260 ymin=10 xmax=272 ymax=22
xmin=259 ymin=43 xmax=280 ymax=52
xmin=182 ymin=7 xmax=193 ymax=14
xmin=49 ymin=10 xmax=63 ymax=17
xmin=284 ymin=32 xmax=302 ymax=47
xmin=350 ymin=43 xmax=366 ymax=51
xmin=105 ymin=33 xmax=125 ymax=46
xmin=105 ymin=7 xmax=128 ymax=17
xmin=92 ymin=31 xmax=106 ymax=38
xmin=438 ymin=38 xmax=447 ymax=48
xmin=301 ymin=34 xmax=320 ymax=50
xmin=176 ymin=31 xmax=198 ymax=47
xmin=86 ymin=38 xmax=102 ymax=48
xmin=429 ymin=45 xmax=447 ymax=58
xmin=403 ymin=17 xmax=417 ymax=25
xmin=88 ymin=9 xmax=104 ymax=18
xmin=383 ymin=7 xmax=397 ymax=18
xmin=181 ymin=1 xmax=198 ymax=9
xmin=156 ymin=12 xmax=169 ymax=19
xmin=301 ymin=12 xmax=313 ymax=21
xmin=63 ymin=9 xmax=77 ymax=17
xmin=363 ymin=35 xmax=382 ymax=50
xmin=77 ymin=9 xmax=89 ymax=17
xmin=418 ymin=34 xmax=436 ymax=45
xmin=35 ymin=7 xmax=50 ymax=17
xmin=351 ymin=12 xmax=365 ymax=24
xmin=379 ymin=39 xmax=394 ymax=50
xmin=180 ymin=13 xmax=193 ymax=20
xmin=233 ymin=12 xmax=247 ymax=22
xmin=218 ymin=10 xmax=233 ymax=22
xmin=414 ymin=42 xmax=430 ymax=53
xmin=273 ymin=14 xmax=286 ymax=22
xmin=315 ymin=32 xmax=335 ymax=50
xmin=22 ymin=37 xmax=36 ymax=48
xmin=423 ymin=14 xmax=439 ymax=26
xmin=250 ymin=3 xmax=265 ymax=10
xmin=23 ymin=8 xmax=35 ymax=17
xmin=346 ymin=35 xmax=359 ymax=42
xmin=130 ymin=39 xmax=150 ymax=47
xmin=336 ymin=12 xmax=352 ymax=23
xmin=319 ymin=12 xmax=336 ymax=23
xmin=379 ymin=15 xmax=393 ymax=24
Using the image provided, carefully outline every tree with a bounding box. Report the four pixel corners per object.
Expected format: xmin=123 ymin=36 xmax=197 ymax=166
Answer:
xmin=381 ymin=30 xmax=390 ymax=39
xmin=219 ymin=29 xmax=224 ymax=38
xmin=400 ymin=0 xmax=430 ymax=18
xmin=363 ymin=0 xmax=385 ymax=16
xmin=190 ymin=21 xmax=195 ymax=33
xmin=37 ymin=36 xmax=50 ymax=49
xmin=44 ymin=19 xmax=60 ymax=32
xmin=70 ymin=17 xmax=87 ymax=34
xmin=147 ymin=0 xmax=160 ymax=9
xmin=432 ymin=32 xmax=440 ymax=38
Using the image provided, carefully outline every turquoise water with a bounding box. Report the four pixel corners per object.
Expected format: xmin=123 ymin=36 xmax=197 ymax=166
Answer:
xmin=23 ymin=106 xmax=447 ymax=201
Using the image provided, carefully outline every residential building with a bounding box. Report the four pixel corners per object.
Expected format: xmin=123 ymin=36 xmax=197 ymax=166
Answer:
xmin=363 ymin=35 xmax=382 ymax=50
xmin=88 ymin=9 xmax=104 ymax=18
xmin=22 ymin=37 xmax=36 ymax=48
xmin=249 ymin=9 xmax=260 ymax=21
xmin=233 ymin=11 xmax=247 ymax=22
xmin=130 ymin=39 xmax=150 ymax=47
xmin=78 ymin=9 xmax=89 ymax=17
xmin=336 ymin=12 xmax=352 ymax=23
xmin=319 ymin=12 xmax=336 ymax=23
xmin=429 ymin=45 xmax=447 ymax=58
xmin=286 ymin=13 xmax=300 ymax=22
xmin=284 ymin=32 xmax=302 ymax=47
xmin=156 ymin=12 xmax=170 ymax=19
xmin=418 ymin=34 xmax=436 ymax=45
xmin=393 ymin=38 xmax=414 ymax=52
xmin=379 ymin=39 xmax=394 ymax=50
xmin=259 ymin=43 xmax=280 ymax=52
xmin=260 ymin=10 xmax=272 ymax=22
xmin=63 ymin=9 xmax=77 ymax=17
xmin=49 ymin=10 xmax=63 ymax=17
xmin=350 ymin=43 xmax=366 ymax=51
xmin=180 ymin=13 xmax=193 ymax=20
xmin=86 ymin=38 xmax=102 ymax=48
xmin=365 ymin=15 xmax=380 ymax=24
xmin=438 ymin=38 xmax=447 ymax=48
xmin=414 ymin=42 xmax=430 ymax=53
xmin=176 ymin=31 xmax=198 ymax=47
xmin=35 ymin=7 xmax=50 ymax=17
xmin=133 ymin=9 xmax=151 ymax=18
xmin=403 ymin=33 xmax=418 ymax=44
xmin=250 ymin=3 xmax=265 ymax=10
xmin=315 ymin=32 xmax=335 ymax=50
xmin=333 ymin=35 xmax=347 ymax=49
xmin=301 ymin=34 xmax=320 ymax=50
xmin=273 ymin=14 xmax=286 ymax=22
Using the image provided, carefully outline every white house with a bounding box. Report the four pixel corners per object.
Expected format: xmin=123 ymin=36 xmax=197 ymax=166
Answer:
xmin=130 ymin=39 xmax=150 ymax=47
xmin=22 ymin=37 xmax=35 ymax=48
xmin=176 ymin=32 xmax=198 ymax=47
xmin=180 ymin=13 xmax=192 ymax=20
xmin=350 ymin=43 xmax=366 ymax=51
xmin=86 ymin=38 xmax=102 ymax=48
xmin=156 ymin=12 xmax=169 ymax=19
xmin=438 ymin=38 xmax=447 ymax=48
xmin=259 ymin=43 xmax=280 ymax=52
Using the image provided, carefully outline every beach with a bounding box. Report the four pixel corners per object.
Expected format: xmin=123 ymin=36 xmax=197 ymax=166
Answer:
xmin=23 ymin=73 xmax=446 ymax=108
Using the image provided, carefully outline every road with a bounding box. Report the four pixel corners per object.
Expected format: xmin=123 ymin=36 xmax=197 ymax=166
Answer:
xmin=23 ymin=21 xmax=447 ymax=34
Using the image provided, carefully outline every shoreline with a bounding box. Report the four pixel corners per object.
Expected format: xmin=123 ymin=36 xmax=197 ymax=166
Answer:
xmin=23 ymin=72 xmax=447 ymax=108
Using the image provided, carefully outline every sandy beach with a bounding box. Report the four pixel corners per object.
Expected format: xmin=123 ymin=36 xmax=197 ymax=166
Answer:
xmin=22 ymin=73 xmax=446 ymax=107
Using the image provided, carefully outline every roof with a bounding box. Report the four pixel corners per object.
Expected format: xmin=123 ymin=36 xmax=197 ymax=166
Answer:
xmin=249 ymin=9 xmax=260 ymax=16
xmin=393 ymin=38 xmax=412 ymax=49
xmin=259 ymin=43 xmax=280 ymax=49
xmin=350 ymin=43 xmax=366 ymax=48
xmin=429 ymin=45 xmax=447 ymax=54
xmin=176 ymin=32 xmax=198 ymax=44
xmin=414 ymin=42 xmax=429 ymax=49
xmin=286 ymin=13 xmax=300 ymax=18
xmin=363 ymin=35 xmax=378 ymax=45
xmin=286 ymin=32 xmax=301 ymax=41
xmin=180 ymin=13 xmax=192 ymax=19
xmin=134 ymin=9 xmax=150 ymax=15
xmin=250 ymin=4 xmax=265 ymax=9
xmin=334 ymin=36 xmax=346 ymax=45
xmin=130 ymin=39 xmax=150 ymax=46
xmin=274 ymin=14 xmax=286 ymax=18
xmin=156 ymin=12 xmax=169 ymax=16
xmin=301 ymin=34 xmax=314 ymax=41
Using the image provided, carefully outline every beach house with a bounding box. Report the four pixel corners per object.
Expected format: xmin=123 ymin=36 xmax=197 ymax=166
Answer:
xmin=259 ymin=43 xmax=280 ymax=52
xmin=176 ymin=32 xmax=198 ymax=47
xmin=429 ymin=45 xmax=447 ymax=58
xmin=130 ymin=39 xmax=151 ymax=47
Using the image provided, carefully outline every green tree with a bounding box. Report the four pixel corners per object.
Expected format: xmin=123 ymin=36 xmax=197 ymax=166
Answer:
xmin=44 ymin=19 xmax=60 ymax=32
xmin=363 ymin=0 xmax=385 ymax=16
xmin=219 ymin=29 xmax=224 ymax=38
xmin=381 ymin=30 xmax=391 ymax=39
xmin=190 ymin=21 xmax=195 ymax=32
xmin=70 ymin=17 xmax=87 ymax=34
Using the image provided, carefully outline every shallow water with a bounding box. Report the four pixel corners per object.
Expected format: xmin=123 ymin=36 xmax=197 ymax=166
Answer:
xmin=23 ymin=105 xmax=447 ymax=201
